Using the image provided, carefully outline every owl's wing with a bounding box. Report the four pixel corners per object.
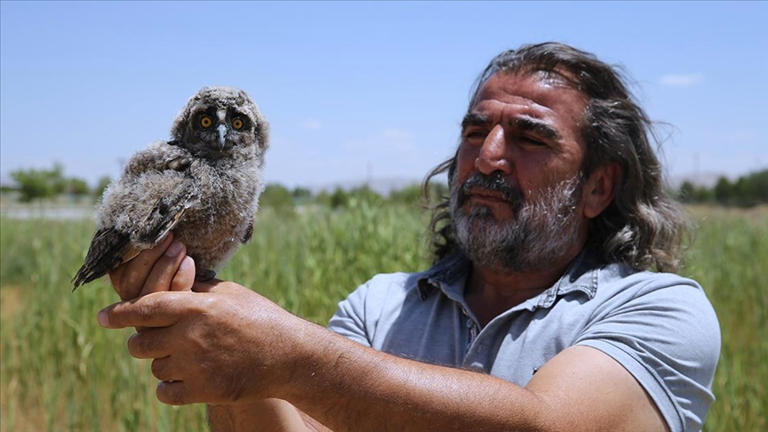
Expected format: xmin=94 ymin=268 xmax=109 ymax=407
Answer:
xmin=72 ymin=184 xmax=198 ymax=290
xmin=71 ymin=227 xmax=138 ymax=289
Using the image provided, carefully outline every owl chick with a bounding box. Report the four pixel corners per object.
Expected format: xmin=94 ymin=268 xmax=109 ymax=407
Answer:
xmin=73 ymin=86 xmax=268 ymax=289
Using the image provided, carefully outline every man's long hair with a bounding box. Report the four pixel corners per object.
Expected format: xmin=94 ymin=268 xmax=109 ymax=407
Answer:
xmin=425 ymin=42 xmax=688 ymax=272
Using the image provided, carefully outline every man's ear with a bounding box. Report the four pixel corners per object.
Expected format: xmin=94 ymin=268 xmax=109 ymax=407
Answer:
xmin=582 ymin=163 xmax=621 ymax=219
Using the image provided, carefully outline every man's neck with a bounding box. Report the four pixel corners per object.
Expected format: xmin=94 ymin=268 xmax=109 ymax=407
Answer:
xmin=464 ymin=250 xmax=581 ymax=327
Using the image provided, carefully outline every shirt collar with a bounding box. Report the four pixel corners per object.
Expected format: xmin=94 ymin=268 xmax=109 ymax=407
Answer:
xmin=417 ymin=252 xmax=470 ymax=302
xmin=417 ymin=250 xmax=601 ymax=310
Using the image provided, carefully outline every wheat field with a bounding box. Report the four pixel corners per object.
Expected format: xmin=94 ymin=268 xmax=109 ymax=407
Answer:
xmin=1 ymin=203 xmax=766 ymax=431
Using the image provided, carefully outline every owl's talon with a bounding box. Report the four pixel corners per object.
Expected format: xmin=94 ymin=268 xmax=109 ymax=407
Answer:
xmin=196 ymin=269 xmax=216 ymax=282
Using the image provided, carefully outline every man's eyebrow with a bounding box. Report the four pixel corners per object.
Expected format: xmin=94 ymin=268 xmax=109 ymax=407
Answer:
xmin=510 ymin=117 xmax=560 ymax=140
xmin=461 ymin=112 xmax=490 ymax=129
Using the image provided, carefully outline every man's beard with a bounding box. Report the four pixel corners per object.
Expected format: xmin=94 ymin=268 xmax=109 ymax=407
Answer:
xmin=449 ymin=171 xmax=584 ymax=273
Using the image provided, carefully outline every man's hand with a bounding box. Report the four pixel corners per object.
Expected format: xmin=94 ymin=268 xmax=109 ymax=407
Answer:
xmin=97 ymin=280 xmax=309 ymax=406
xmin=103 ymin=235 xmax=323 ymax=431
xmin=108 ymin=233 xmax=195 ymax=301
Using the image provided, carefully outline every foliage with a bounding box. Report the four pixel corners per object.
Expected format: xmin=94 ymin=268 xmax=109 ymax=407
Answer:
xmin=9 ymin=163 xmax=68 ymax=202
xmin=1 ymin=206 xmax=766 ymax=431
xmin=678 ymin=168 xmax=768 ymax=207
xmin=66 ymin=178 xmax=90 ymax=196
xmin=6 ymin=163 xmax=99 ymax=202
xmin=93 ymin=176 xmax=112 ymax=200
xmin=291 ymin=187 xmax=313 ymax=205
xmin=329 ymin=187 xmax=349 ymax=209
xmin=388 ymin=181 xmax=449 ymax=207
xmin=678 ymin=180 xmax=713 ymax=203
xmin=388 ymin=183 xmax=422 ymax=205
xmin=259 ymin=183 xmax=294 ymax=212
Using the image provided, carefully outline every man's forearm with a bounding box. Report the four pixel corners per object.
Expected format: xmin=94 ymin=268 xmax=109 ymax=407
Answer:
xmin=207 ymin=399 xmax=330 ymax=432
xmin=277 ymin=323 xmax=549 ymax=432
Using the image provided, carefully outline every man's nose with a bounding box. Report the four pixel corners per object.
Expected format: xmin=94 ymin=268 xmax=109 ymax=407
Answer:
xmin=475 ymin=124 xmax=511 ymax=175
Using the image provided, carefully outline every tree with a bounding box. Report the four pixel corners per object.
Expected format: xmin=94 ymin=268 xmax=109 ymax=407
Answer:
xmin=329 ymin=187 xmax=349 ymax=209
xmin=260 ymin=183 xmax=294 ymax=211
xmin=291 ymin=187 xmax=313 ymax=205
xmin=678 ymin=181 xmax=696 ymax=203
xmin=66 ymin=177 xmax=90 ymax=196
xmin=9 ymin=163 xmax=67 ymax=202
xmin=714 ymin=177 xmax=733 ymax=205
xmin=93 ymin=176 xmax=112 ymax=199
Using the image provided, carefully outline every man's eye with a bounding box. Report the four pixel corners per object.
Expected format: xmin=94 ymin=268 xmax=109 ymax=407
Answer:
xmin=521 ymin=136 xmax=546 ymax=147
xmin=463 ymin=130 xmax=487 ymax=141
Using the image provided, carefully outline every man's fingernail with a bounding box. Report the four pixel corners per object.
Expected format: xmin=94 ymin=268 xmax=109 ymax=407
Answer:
xmin=180 ymin=256 xmax=194 ymax=271
xmin=165 ymin=241 xmax=183 ymax=257
xmin=98 ymin=310 xmax=109 ymax=327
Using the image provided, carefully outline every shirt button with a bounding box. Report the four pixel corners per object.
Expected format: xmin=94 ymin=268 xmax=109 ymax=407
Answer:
xmin=465 ymin=320 xmax=473 ymax=328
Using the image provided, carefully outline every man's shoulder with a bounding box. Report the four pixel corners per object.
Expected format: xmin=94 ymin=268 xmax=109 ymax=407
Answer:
xmin=584 ymin=261 xmax=721 ymax=374
xmin=576 ymin=263 xmax=720 ymax=432
xmin=327 ymin=269 xmax=436 ymax=347
xmin=351 ymin=269 xmax=431 ymax=306
xmin=355 ymin=253 xmax=470 ymax=302
xmin=595 ymin=261 xmax=706 ymax=300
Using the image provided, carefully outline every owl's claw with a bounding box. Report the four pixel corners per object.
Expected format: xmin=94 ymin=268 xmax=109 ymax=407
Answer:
xmin=196 ymin=269 xmax=216 ymax=282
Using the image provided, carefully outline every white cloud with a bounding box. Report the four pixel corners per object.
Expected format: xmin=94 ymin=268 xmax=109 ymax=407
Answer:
xmin=659 ymin=73 xmax=704 ymax=87
xmin=301 ymin=118 xmax=323 ymax=130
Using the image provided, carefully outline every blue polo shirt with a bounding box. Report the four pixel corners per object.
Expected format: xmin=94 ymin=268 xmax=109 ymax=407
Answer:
xmin=328 ymin=252 xmax=720 ymax=431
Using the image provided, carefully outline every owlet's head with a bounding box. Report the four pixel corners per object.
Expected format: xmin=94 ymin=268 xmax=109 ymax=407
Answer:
xmin=171 ymin=86 xmax=268 ymax=161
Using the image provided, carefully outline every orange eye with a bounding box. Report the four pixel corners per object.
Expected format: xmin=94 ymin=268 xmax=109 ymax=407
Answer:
xmin=200 ymin=116 xmax=213 ymax=128
xmin=232 ymin=117 xmax=244 ymax=130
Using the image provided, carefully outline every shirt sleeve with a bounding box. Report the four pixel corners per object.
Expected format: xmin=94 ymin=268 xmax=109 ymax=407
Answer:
xmin=327 ymin=280 xmax=373 ymax=347
xmin=574 ymin=276 xmax=720 ymax=432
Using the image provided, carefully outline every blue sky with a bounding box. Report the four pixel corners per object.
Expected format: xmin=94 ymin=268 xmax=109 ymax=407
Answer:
xmin=1 ymin=1 xmax=766 ymax=189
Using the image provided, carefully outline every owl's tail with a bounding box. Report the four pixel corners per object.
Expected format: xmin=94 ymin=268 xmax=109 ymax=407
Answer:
xmin=72 ymin=228 xmax=134 ymax=290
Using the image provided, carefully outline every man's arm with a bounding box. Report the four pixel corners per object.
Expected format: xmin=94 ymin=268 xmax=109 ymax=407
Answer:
xmin=207 ymin=400 xmax=331 ymax=432
xmin=99 ymin=281 xmax=667 ymax=432
xmin=270 ymin=319 xmax=666 ymax=432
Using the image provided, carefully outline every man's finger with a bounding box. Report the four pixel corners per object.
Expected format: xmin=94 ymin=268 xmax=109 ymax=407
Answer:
xmin=170 ymin=256 xmax=196 ymax=292
xmin=138 ymin=241 xmax=187 ymax=297
xmin=157 ymin=380 xmax=197 ymax=406
xmin=97 ymin=292 xmax=188 ymax=329
xmin=114 ymin=234 xmax=175 ymax=300
xmin=127 ymin=327 xmax=175 ymax=359
xmin=151 ymin=357 xmax=182 ymax=382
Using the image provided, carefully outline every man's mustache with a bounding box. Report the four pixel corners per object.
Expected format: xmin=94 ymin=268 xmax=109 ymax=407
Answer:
xmin=456 ymin=172 xmax=524 ymax=207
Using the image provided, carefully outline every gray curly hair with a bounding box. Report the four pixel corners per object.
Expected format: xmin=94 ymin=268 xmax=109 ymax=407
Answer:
xmin=425 ymin=42 xmax=688 ymax=272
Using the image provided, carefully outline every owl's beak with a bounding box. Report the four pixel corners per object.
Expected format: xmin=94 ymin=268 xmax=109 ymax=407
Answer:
xmin=217 ymin=124 xmax=228 ymax=149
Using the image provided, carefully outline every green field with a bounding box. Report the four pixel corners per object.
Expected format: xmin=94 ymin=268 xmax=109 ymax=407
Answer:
xmin=1 ymin=203 xmax=766 ymax=431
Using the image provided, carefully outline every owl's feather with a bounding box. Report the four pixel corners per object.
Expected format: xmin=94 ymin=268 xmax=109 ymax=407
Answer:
xmin=72 ymin=228 xmax=135 ymax=289
xmin=72 ymin=182 xmax=198 ymax=289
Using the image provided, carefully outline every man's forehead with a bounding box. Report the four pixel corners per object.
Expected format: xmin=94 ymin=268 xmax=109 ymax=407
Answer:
xmin=470 ymin=71 xmax=587 ymax=125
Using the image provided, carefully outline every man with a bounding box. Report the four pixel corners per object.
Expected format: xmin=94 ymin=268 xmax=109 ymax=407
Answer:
xmin=98 ymin=42 xmax=720 ymax=431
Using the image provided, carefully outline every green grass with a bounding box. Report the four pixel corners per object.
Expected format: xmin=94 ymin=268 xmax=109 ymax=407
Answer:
xmin=1 ymin=203 xmax=765 ymax=431
xmin=681 ymin=206 xmax=768 ymax=431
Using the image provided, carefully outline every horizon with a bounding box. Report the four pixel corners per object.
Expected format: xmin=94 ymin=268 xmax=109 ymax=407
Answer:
xmin=2 ymin=2 xmax=766 ymax=189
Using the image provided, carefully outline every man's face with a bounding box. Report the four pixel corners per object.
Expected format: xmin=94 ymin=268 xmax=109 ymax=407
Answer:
xmin=450 ymin=71 xmax=590 ymax=272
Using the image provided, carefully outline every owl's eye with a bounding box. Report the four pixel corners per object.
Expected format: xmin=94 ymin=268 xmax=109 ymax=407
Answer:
xmin=232 ymin=117 xmax=244 ymax=130
xmin=200 ymin=115 xmax=213 ymax=128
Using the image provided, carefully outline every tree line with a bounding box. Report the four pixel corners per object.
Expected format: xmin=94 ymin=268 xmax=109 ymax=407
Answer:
xmin=2 ymin=163 xmax=447 ymax=208
xmin=677 ymin=168 xmax=768 ymax=207
xmin=5 ymin=163 xmax=766 ymax=208
xmin=3 ymin=163 xmax=111 ymax=202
